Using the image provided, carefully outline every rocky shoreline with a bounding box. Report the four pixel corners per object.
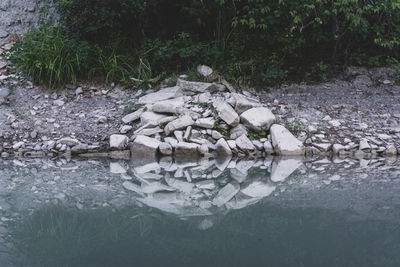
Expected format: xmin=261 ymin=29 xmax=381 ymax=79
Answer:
xmin=1 ymin=38 xmax=400 ymax=160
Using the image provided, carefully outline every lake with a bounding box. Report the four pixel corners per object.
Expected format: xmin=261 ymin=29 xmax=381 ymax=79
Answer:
xmin=0 ymin=155 xmax=399 ymax=266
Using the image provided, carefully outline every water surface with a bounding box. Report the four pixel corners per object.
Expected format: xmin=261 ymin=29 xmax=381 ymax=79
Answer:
xmin=0 ymin=156 xmax=399 ymax=266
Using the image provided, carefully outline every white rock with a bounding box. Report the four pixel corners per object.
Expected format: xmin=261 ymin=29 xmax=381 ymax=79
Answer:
xmin=240 ymin=107 xmax=275 ymax=131
xmin=227 ymin=140 xmax=237 ymax=150
xmin=140 ymin=111 xmax=168 ymax=127
xmin=215 ymin=138 xmax=232 ymax=156
xmin=270 ymin=157 xmax=303 ymax=182
xmin=270 ymin=124 xmax=304 ymax=155
xmin=130 ymin=135 xmax=161 ymax=156
xmin=377 ymin=133 xmax=392 ymax=140
xmin=175 ymin=142 xmax=200 ymax=156
xmin=164 ymin=137 xmax=178 ymax=148
xmin=264 ymin=141 xmax=274 ymax=155
xmin=235 ymin=134 xmax=256 ymax=153
xmin=215 ymin=102 xmax=240 ymax=126
xmin=178 ymin=79 xmax=222 ymax=93
xmin=232 ymin=93 xmax=262 ymax=114
xmin=197 ymin=65 xmax=213 ymax=76
xmin=110 ymin=134 xmax=129 ymax=150
xmin=12 ymin=141 xmax=24 ymax=150
xmin=359 ymin=139 xmax=371 ymax=151
xmin=195 ymin=117 xmax=215 ymax=129
xmin=164 ymin=115 xmax=194 ymax=136
xmin=329 ymin=120 xmax=341 ymax=127
xmin=120 ymin=125 xmax=133 ymax=134
xmin=122 ymin=108 xmax=144 ymax=124
xmin=252 ymin=140 xmax=264 ymax=151
xmin=211 ymin=130 xmax=224 ymax=140
xmin=136 ymin=127 xmax=163 ymax=136
xmin=138 ymin=86 xmax=183 ymax=104
xmin=213 ymin=182 xmax=240 ymax=207
xmin=152 ymin=97 xmax=185 ymax=114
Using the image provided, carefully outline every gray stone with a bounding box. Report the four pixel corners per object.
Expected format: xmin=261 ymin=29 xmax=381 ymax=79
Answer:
xmin=120 ymin=125 xmax=133 ymax=134
xmin=110 ymin=135 xmax=129 ymax=150
xmin=197 ymin=65 xmax=213 ymax=77
xmin=175 ymin=142 xmax=200 ymax=156
xmin=136 ymin=127 xmax=163 ymax=136
xmin=270 ymin=124 xmax=304 ymax=155
xmin=164 ymin=115 xmax=194 ymax=136
xmin=240 ymin=107 xmax=275 ymax=131
xmin=138 ymin=86 xmax=183 ymax=104
xmin=215 ymin=102 xmax=239 ymax=126
xmin=57 ymin=137 xmax=79 ymax=147
xmin=131 ymin=135 xmax=161 ymax=157
xmin=359 ymin=139 xmax=371 ymax=151
xmin=235 ymin=134 xmax=256 ymax=153
xmin=212 ymin=130 xmax=224 ymax=140
xmin=232 ymin=93 xmax=262 ymax=114
xmin=252 ymin=140 xmax=264 ymax=151
xmin=140 ymin=111 xmax=168 ymax=127
xmin=178 ymin=79 xmax=222 ymax=93
xmin=332 ymin=144 xmax=345 ymax=154
xmin=195 ymin=117 xmax=215 ymax=129
xmin=215 ymin=138 xmax=232 ymax=156
xmin=122 ymin=108 xmax=144 ymax=124
xmin=152 ymin=97 xmax=185 ymax=114
xmin=385 ymin=144 xmax=397 ymax=156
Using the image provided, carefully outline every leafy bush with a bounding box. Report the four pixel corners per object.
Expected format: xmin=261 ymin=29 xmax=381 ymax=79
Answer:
xmin=10 ymin=23 xmax=90 ymax=87
xmin=10 ymin=0 xmax=400 ymax=87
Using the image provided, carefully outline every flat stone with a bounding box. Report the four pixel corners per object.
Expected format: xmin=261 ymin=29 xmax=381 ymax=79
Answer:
xmin=215 ymin=102 xmax=239 ymax=126
xmin=178 ymin=79 xmax=222 ymax=93
xmin=131 ymin=135 xmax=161 ymax=157
xmin=136 ymin=127 xmax=163 ymax=136
xmin=152 ymin=97 xmax=185 ymax=114
xmin=215 ymin=138 xmax=232 ymax=156
xmin=12 ymin=141 xmax=24 ymax=150
xmin=110 ymin=135 xmax=129 ymax=150
xmin=329 ymin=120 xmax=341 ymax=127
xmin=138 ymin=86 xmax=183 ymax=104
xmin=359 ymin=139 xmax=371 ymax=151
xmin=332 ymin=144 xmax=345 ymax=154
xmin=232 ymin=93 xmax=262 ymax=114
xmin=195 ymin=117 xmax=215 ymax=129
xmin=235 ymin=134 xmax=256 ymax=153
xmin=385 ymin=144 xmax=397 ymax=156
xmin=164 ymin=115 xmax=194 ymax=136
xmin=57 ymin=137 xmax=79 ymax=147
xmin=212 ymin=130 xmax=224 ymax=140
xmin=175 ymin=142 xmax=200 ymax=156
xmin=264 ymin=141 xmax=274 ymax=155
xmin=140 ymin=111 xmax=168 ymax=127
xmin=270 ymin=124 xmax=305 ymax=155
xmin=122 ymin=108 xmax=144 ymax=124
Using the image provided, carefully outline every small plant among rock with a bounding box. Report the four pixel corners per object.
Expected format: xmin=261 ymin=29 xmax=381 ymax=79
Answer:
xmin=285 ymin=119 xmax=304 ymax=135
xmin=248 ymin=129 xmax=267 ymax=141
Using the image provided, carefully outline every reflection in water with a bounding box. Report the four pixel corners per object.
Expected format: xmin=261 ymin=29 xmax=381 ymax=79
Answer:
xmin=0 ymin=156 xmax=399 ymax=266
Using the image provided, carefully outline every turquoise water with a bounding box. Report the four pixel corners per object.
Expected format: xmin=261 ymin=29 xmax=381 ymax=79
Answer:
xmin=0 ymin=156 xmax=399 ymax=266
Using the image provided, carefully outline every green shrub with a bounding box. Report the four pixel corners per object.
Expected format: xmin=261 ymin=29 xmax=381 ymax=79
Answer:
xmin=10 ymin=23 xmax=90 ymax=87
xmin=11 ymin=0 xmax=400 ymax=87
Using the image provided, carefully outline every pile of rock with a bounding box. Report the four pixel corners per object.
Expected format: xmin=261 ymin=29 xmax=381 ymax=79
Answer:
xmin=112 ymin=67 xmax=305 ymax=160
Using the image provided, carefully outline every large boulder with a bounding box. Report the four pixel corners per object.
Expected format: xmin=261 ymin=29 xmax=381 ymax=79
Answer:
xmin=240 ymin=107 xmax=275 ymax=131
xmin=215 ymin=102 xmax=240 ymax=126
xmin=130 ymin=135 xmax=161 ymax=157
xmin=270 ymin=124 xmax=305 ymax=155
xmin=152 ymin=97 xmax=185 ymax=114
xmin=138 ymin=86 xmax=183 ymax=104
xmin=164 ymin=115 xmax=194 ymax=136
xmin=232 ymin=93 xmax=262 ymax=114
